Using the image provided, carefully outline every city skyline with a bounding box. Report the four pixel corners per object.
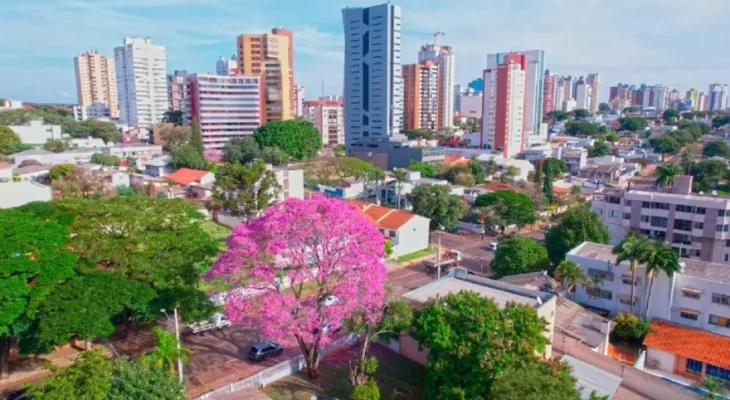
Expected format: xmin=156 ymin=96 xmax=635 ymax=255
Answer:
xmin=2 ymin=0 xmax=729 ymax=104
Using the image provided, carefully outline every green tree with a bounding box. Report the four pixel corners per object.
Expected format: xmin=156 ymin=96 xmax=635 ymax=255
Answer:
xmin=208 ymin=161 xmax=282 ymax=219
xmin=157 ymin=124 xmax=191 ymax=150
xmin=90 ymin=153 xmax=121 ymax=166
xmin=712 ymin=115 xmax=730 ymax=129
xmin=352 ymin=379 xmax=381 ymax=400
xmin=622 ymin=106 xmax=641 ymax=114
xmin=253 ymin=120 xmax=322 ymax=160
xmin=543 ymin=158 xmax=568 ymax=180
xmin=681 ymin=151 xmax=695 ymax=175
xmin=545 ymin=206 xmax=610 ymax=264
xmin=543 ymin=172 xmax=554 ymax=204
xmin=223 ymin=136 xmax=261 ymax=164
xmin=26 ymin=348 xmax=111 ymax=400
xmin=643 ymin=241 xmax=681 ymax=318
xmin=619 ymin=117 xmax=648 ymax=132
xmin=170 ymin=144 xmax=207 ymax=170
xmin=612 ymin=313 xmax=650 ymax=344
xmin=691 ymin=159 xmax=728 ymax=192
xmin=588 ymin=140 xmax=610 ymax=157
xmin=662 ymin=108 xmax=680 ymax=124
xmin=453 ymin=172 xmax=476 ymax=187
xmin=605 ymin=132 xmax=620 ymax=144
xmin=565 ymin=121 xmax=598 ymax=136
xmin=190 ymin=119 xmax=204 ymax=155
xmin=162 ymin=110 xmax=184 ymax=126
xmin=0 ymin=210 xmax=77 ymax=378
xmin=598 ymin=103 xmax=612 ymax=114
xmin=140 ymin=327 xmax=191 ymax=375
xmin=407 ymin=161 xmax=438 ymax=178
xmin=407 ymin=184 xmax=467 ymax=231
xmin=411 ymin=291 xmax=548 ymax=399
xmin=83 ymin=120 xmax=122 ymax=144
xmin=613 ymin=233 xmax=651 ymax=314
xmin=573 ymin=109 xmax=590 ymax=119
xmin=467 ymin=159 xmax=487 ymax=183
xmin=474 ymin=191 xmax=535 ymax=227
xmin=491 ymin=237 xmax=549 ymax=278
xmin=702 ymin=140 xmax=730 ymax=158
xmin=655 ymin=163 xmax=681 ymax=187
xmin=489 ymin=360 xmax=582 ymax=400
xmin=109 ymin=358 xmax=185 ymax=400
xmin=260 ymin=146 xmax=290 ymax=166
xmin=393 ymin=168 xmax=409 ymax=208
xmin=694 ymin=377 xmax=729 ymax=400
xmin=404 ymin=129 xmax=437 ymax=140
xmin=650 ymin=136 xmax=680 ymax=160
xmin=49 ymin=163 xmax=75 ymax=180
xmin=42 ymin=139 xmax=70 ymax=153
xmin=548 ymin=110 xmax=570 ymax=122
xmin=0 ymin=125 xmax=21 ymax=154
xmin=554 ymin=260 xmax=587 ymax=298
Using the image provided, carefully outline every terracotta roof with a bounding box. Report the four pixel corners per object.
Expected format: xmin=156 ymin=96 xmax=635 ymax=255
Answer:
xmin=643 ymin=320 xmax=730 ymax=370
xmin=349 ymin=201 xmax=418 ymax=230
xmin=363 ymin=205 xmax=393 ymax=221
xmin=444 ymin=155 xmax=469 ymax=166
xmin=553 ymin=186 xmax=571 ymax=196
xmin=378 ymin=210 xmax=415 ymax=230
xmin=165 ymin=168 xmax=210 ymax=185
xmin=478 ymin=182 xmax=522 ymax=193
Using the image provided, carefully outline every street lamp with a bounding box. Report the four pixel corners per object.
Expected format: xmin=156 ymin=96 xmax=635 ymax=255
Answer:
xmin=436 ymin=225 xmax=444 ymax=280
xmin=161 ymin=307 xmax=184 ymax=384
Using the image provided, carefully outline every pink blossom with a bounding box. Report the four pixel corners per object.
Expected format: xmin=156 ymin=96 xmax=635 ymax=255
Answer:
xmin=206 ymin=195 xmax=387 ymax=347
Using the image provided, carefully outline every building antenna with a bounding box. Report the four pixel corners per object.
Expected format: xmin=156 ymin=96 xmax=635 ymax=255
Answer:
xmin=321 ymin=78 xmax=325 ymax=98
xmin=433 ymin=31 xmax=445 ymax=45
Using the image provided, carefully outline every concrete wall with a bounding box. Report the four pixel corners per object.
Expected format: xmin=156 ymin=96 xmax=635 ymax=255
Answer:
xmin=392 ymin=215 xmax=430 ymax=257
xmin=645 ymin=348 xmax=675 ymax=372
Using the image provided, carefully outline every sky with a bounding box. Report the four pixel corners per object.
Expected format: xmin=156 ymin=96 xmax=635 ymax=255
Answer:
xmin=1 ymin=0 xmax=729 ymax=104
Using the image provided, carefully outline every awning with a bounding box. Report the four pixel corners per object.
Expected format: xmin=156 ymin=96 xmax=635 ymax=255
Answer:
xmin=681 ymin=287 xmax=702 ymax=294
xmin=679 ymin=307 xmax=700 ymax=315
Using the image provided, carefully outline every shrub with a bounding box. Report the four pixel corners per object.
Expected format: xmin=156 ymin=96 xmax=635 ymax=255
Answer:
xmin=612 ymin=313 xmax=650 ymax=343
xmin=352 ymin=379 xmax=381 ymax=400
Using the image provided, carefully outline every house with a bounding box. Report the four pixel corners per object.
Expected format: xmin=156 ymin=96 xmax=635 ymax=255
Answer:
xmin=101 ymin=143 xmax=162 ymax=163
xmin=643 ymin=320 xmax=730 ymax=385
xmin=98 ymin=170 xmax=130 ymax=189
xmin=272 ymin=166 xmax=305 ymax=201
xmin=165 ymin=168 xmax=215 ymax=187
xmin=398 ymin=268 xmax=556 ymax=364
xmin=579 ymin=164 xmax=634 ymax=187
xmin=0 ymin=162 xmax=52 ymax=208
xmin=350 ymin=200 xmax=430 ymax=257
xmin=144 ymin=155 xmax=173 ymax=177
xmin=9 ymin=120 xmax=64 ymax=144
xmin=555 ymin=147 xmax=588 ymax=175
xmin=382 ymin=171 xmax=463 ymax=209
xmin=443 ymin=154 xmax=470 ymax=167
xmin=309 ymin=178 xmax=366 ymax=199
xmin=12 ymin=165 xmax=50 ymax=182
xmin=10 ymin=147 xmax=97 ymax=167
xmin=499 ymin=159 xmax=534 ymax=182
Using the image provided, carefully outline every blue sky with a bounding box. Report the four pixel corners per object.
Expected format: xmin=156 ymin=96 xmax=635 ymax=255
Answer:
xmin=1 ymin=0 xmax=729 ymax=104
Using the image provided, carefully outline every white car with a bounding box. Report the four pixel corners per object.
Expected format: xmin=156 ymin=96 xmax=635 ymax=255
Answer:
xmin=488 ymin=242 xmax=499 ymax=251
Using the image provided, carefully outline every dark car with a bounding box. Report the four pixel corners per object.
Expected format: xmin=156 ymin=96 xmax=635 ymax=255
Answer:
xmin=247 ymin=341 xmax=283 ymax=362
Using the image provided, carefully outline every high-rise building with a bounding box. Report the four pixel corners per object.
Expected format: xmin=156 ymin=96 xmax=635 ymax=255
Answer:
xmin=651 ymin=85 xmax=669 ymax=110
xmin=709 ymin=84 xmax=729 ymax=111
xmin=481 ymin=53 xmax=527 ymax=157
xmin=686 ymin=88 xmax=700 ymax=111
xmin=237 ymin=28 xmax=294 ymax=121
xmin=114 ymin=37 xmax=168 ymax=127
xmin=304 ymin=97 xmax=344 ymax=146
xmin=216 ymin=55 xmax=238 ymax=76
xmin=542 ymin=70 xmax=555 ymax=117
xmin=575 ymin=81 xmax=592 ymax=110
xmin=698 ymin=92 xmax=709 ymax=112
xmin=586 ymin=73 xmax=601 ymax=114
xmin=459 ymin=88 xmax=483 ymax=119
xmin=418 ymin=43 xmax=455 ymax=129
xmin=186 ymin=73 xmax=263 ymax=149
xmin=403 ymin=61 xmax=440 ymax=131
xmin=554 ymin=76 xmax=565 ymax=111
xmin=167 ymin=70 xmax=188 ymax=113
xmin=453 ymin=84 xmax=463 ymax=114
xmin=74 ymin=51 xmax=119 ymax=119
xmin=342 ymin=3 xmax=404 ymax=149
xmin=562 ymin=75 xmax=574 ymax=103
xmin=293 ymin=84 xmax=305 ymax=118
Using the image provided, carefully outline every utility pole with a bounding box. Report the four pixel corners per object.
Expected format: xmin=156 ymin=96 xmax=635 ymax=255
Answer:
xmin=173 ymin=307 xmax=183 ymax=384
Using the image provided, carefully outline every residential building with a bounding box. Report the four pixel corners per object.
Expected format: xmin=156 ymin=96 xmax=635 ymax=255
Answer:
xmin=101 ymin=143 xmax=162 ymax=163
xmin=458 ymin=88 xmax=482 ymax=119
xmin=216 ymin=55 xmax=238 ymax=76
xmin=709 ymin=83 xmax=728 ymax=112
xmin=74 ymin=51 xmax=119 ymax=119
xmin=165 ymin=168 xmax=215 ymax=187
xmin=562 ymin=75 xmax=575 ymax=106
xmin=554 ymin=76 xmax=565 ymax=112
xmin=144 ymin=155 xmax=173 ymax=177
xmin=453 ymin=84 xmax=462 ymax=114
xmin=418 ymin=43 xmax=455 ymax=129
xmin=592 ymin=175 xmax=730 ymax=263
xmin=650 ymin=85 xmax=669 ymax=111
xmin=9 ymin=120 xmax=64 ymax=144
xmin=575 ymin=80 xmax=592 ymax=110
xmin=303 ymin=97 xmax=344 ymax=146
xmin=10 ymin=148 xmax=97 ymax=167
xmin=350 ymin=199 xmax=430 ymax=257
xmin=568 ymin=241 xmax=730 ymax=338
xmin=272 ymin=166 xmax=304 ymax=201
xmin=403 ymin=61 xmax=440 ymax=131
xmin=114 ymin=37 xmax=168 ymax=127
xmin=542 ymin=70 xmax=555 ymax=116
xmin=481 ymin=52 xmax=527 ymax=157
xmin=697 ymin=92 xmax=709 ymax=112
xmin=0 ymin=162 xmax=52 ymax=209
xmin=686 ymin=88 xmax=700 ymax=111
xmin=342 ymin=3 xmax=404 ymax=150
xmin=293 ymin=84 xmax=304 ymax=118
xmin=579 ymin=156 xmax=638 ymax=187
xmin=73 ymin=103 xmax=113 ymax=121
xmin=555 ymin=146 xmax=587 ymax=175
xmin=0 ymin=99 xmax=23 ymax=110
xmin=185 ymin=73 xmax=263 ymax=149
xmin=12 ymin=165 xmax=50 ymax=183
xmin=167 ymin=70 xmax=188 ymax=113
xmin=237 ymin=28 xmax=294 ymax=121
xmin=586 ymin=73 xmax=601 ymax=114
xmin=380 ymin=170 xmax=464 ymax=209
xmin=399 ymin=267 xmax=556 ymax=365
xmin=564 ymin=98 xmax=577 ymax=112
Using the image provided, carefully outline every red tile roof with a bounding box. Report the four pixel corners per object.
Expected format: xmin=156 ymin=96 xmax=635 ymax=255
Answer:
xmin=349 ymin=201 xmax=416 ymax=230
xmin=643 ymin=320 xmax=730 ymax=370
xmin=444 ymin=155 xmax=469 ymax=166
xmin=165 ymin=168 xmax=210 ymax=185
xmin=479 ymin=182 xmax=522 ymax=193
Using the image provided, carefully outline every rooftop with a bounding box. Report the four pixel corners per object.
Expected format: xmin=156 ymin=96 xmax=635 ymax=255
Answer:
xmin=563 ymin=355 xmax=622 ymax=400
xmin=554 ymin=297 xmax=612 ymax=349
xmin=13 ymin=165 xmax=50 ymax=175
xmin=643 ymin=320 xmax=730 ymax=370
xmin=0 ymin=181 xmax=52 ymax=209
xmin=403 ymin=268 xmax=554 ymax=308
xmin=349 ymin=201 xmax=419 ymax=230
xmin=12 ymin=148 xmax=53 ymax=156
xmin=165 ymin=168 xmax=210 ymax=185
xmin=498 ymin=270 xmax=556 ymax=292
xmin=479 ymin=182 xmax=522 ymax=193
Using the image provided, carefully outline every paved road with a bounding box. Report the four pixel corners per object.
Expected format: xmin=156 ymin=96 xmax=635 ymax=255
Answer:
xmin=431 ymin=231 xmax=496 ymax=276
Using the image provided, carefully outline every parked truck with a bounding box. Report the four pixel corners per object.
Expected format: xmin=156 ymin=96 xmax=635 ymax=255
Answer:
xmin=186 ymin=313 xmax=231 ymax=335
xmin=423 ymin=249 xmax=462 ymax=274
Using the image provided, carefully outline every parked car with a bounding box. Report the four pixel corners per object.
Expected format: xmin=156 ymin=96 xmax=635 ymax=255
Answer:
xmin=247 ymin=341 xmax=284 ymax=362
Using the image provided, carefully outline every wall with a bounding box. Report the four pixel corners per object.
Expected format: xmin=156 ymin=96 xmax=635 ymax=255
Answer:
xmin=392 ymin=216 xmax=430 ymax=257
xmin=645 ymin=348 xmax=675 ymax=372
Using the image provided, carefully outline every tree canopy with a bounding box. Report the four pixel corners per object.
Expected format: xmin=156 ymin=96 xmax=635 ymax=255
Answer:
xmin=0 ymin=125 xmax=21 ymax=154
xmin=650 ymin=135 xmax=681 ymax=157
xmin=491 ymin=237 xmax=549 ymax=278
xmin=208 ymin=160 xmax=281 ymax=219
xmin=170 ymin=144 xmax=207 ymax=170
xmin=619 ymin=117 xmax=648 ymax=132
xmin=253 ymin=120 xmax=322 ymax=160
xmin=572 ymin=109 xmax=590 ymax=119
xmin=702 ymin=140 xmax=730 ymax=159
xmin=162 ymin=110 xmax=184 ymax=126
xmin=489 ymin=360 xmax=583 ymax=400
xmin=411 ymin=291 xmax=549 ymax=399
xmin=598 ymin=103 xmax=612 ymax=114
xmin=43 ymin=139 xmax=71 ymax=153
xmin=543 ymin=158 xmax=568 ymax=180
xmin=90 ymin=152 xmax=121 ymax=167
xmin=662 ymin=108 xmax=680 ymax=124
xmin=190 ymin=119 xmax=204 ymax=156
xmin=406 ymin=160 xmax=437 ymax=178
xmin=691 ymin=159 xmax=728 ymax=192
xmin=474 ymin=191 xmax=535 ymax=227
xmin=157 ymin=124 xmax=190 ymax=150
xmin=565 ymin=121 xmax=598 ymax=136
xmin=223 ymin=136 xmax=261 ymax=164
xmin=588 ymin=140 xmax=610 ymax=157
xmin=407 ymin=184 xmax=467 ymax=230
xmin=545 ymin=206 xmax=610 ymax=264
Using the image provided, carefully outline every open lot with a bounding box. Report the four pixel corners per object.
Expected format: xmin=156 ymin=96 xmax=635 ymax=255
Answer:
xmin=265 ymin=344 xmax=424 ymax=400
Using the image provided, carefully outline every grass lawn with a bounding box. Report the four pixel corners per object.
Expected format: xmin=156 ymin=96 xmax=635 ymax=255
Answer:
xmin=201 ymin=220 xmax=232 ymax=250
xmin=265 ymin=344 xmax=424 ymax=400
xmin=198 ymin=220 xmax=232 ymax=294
xmin=395 ymin=246 xmax=437 ymax=263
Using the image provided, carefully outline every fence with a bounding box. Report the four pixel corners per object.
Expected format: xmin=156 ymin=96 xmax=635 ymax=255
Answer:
xmin=197 ymin=333 xmax=359 ymax=400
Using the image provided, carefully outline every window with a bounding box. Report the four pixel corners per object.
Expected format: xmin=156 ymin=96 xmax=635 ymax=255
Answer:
xmin=674 ymin=219 xmax=693 ymax=231
xmin=622 ymin=274 xmax=639 ymax=285
xmin=720 ymin=210 xmax=730 ymax=217
xmin=625 ymin=200 xmax=632 ymax=207
xmin=709 ymin=314 xmax=730 ymax=328
xmin=712 ymin=293 xmax=730 ymax=306
xmin=717 ymin=224 xmax=730 ymax=232
xmin=619 ymin=295 xmax=636 ymax=305
xmin=652 ymin=202 xmax=670 ymax=210
xmin=610 ymin=210 xmax=619 ymax=218
xmin=642 ymin=201 xmax=651 ymax=208
xmin=676 ymin=205 xmax=694 ymax=213
xmin=707 ymin=364 xmax=730 ymax=382
xmin=650 ymin=216 xmax=668 ymax=228
xmin=585 ymin=287 xmax=612 ymax=300
xmin=388 ymin=231 xmax=396 ymax=238
xmin=587 ymin=268 xmax=614 ymax=282
xmin=680 ymin=311 xmax=699 ymax=320
xmin=623 ymin=213 xmax=631 ymax=220
xmin=681 ymin=288 xmax=701 ymax=299
xmin=696 ymin=207 xmax=706 ymax=215
xmin=641 ymin=215 xmax=650 ymax=223
xmin=694 ymin=222 xmax=704 ymax=230
xmin=726 ymin=254 xmax=729 ymax=262
xmin=686 ymin=359 xmax=703 ymax=375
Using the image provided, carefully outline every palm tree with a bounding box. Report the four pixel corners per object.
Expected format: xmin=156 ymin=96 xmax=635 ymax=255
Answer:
xmin=554 ymin=260 xmax=588 ymax=299
xmin=612 ymin=233 xmax=651 ymax=314
xmin=694 ymin=376 xmax=728 ymax=400
xmin=681 ymin=151 xmax=695 ymax=175
xmin=643 ymin=241 xmax=681 ymax=318
xmin=141 ymin=327 xmax=191 ymax=375
xmin=393 ymin=169 xmax=408 ymax=209
xmin=368 ymin=167 xmax=385 ymax=205
xmin=655 ymin=163 xmax=681 ymax=188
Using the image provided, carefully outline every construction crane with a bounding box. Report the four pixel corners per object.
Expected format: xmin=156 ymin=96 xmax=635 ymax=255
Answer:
xmin=433 ymin=31 xmax=445 ymax=45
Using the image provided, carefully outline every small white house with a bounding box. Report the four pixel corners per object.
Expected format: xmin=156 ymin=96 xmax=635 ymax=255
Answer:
xmin=9 ymin=120 xmax=64 ymax=144
xmin=350 ymin=200 xmax=430 ymax=257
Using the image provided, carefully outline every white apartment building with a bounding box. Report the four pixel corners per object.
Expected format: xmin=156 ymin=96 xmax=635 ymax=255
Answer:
xmin=342 ymin=3 xmax=404 ymax=149
xmin=482 ymin=52 xmax=527 ymax=157
xmin=114 ymin=37 xmax=168 ymax=128
xmin=592 ymin=176 xmax=730 ymax=264
xmin=101 ymin=143 xmax=162 ymax=164
xmin=586 ymin=73 xmax=601 ymax=114
xmin=651 ymin=85 xmax=669 ymax=111
xmin=568 ymin=242 xmax=730 ymax=338
xmin=293 ymin=84 xmax=305 ymax=118
xmin=186 ymin=73 xmax=263 ymax=149
xmin=575 ymin=82 xmax=592 ymax=111
xmin=9 ymin=120 xmax=63 ymax=144
xmin=709 ymin=83 xmax=728 ymax=112
xmin=216 ymin=55 xmax=238 ymax=76
xmin=418 ymin=43 xmax=455 ymax=129
xmin=458 ymin=89 xmax=482 ymax=120
xmin=555 ymin=146 xmax=588 ymax=175
xmin=303 ymin=97 xmax=344 ymax=146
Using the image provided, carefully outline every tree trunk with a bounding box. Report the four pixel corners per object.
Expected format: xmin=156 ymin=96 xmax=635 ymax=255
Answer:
xmin=0 ymin=336 xmax=11 ymax=380
xmin=348 ymin=334 xmax=374 ymax=388
xmin=298 ymin=337 xmax=321 ymax=380
xmin=629 ymin=261 xmax=636 ymax=314
xmin=645 ymin=275 xmax=655 ymax=318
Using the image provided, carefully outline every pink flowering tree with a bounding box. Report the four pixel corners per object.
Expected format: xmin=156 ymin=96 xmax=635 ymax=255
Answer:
xmin=205 ymin=195 xmax=387 ymax=378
